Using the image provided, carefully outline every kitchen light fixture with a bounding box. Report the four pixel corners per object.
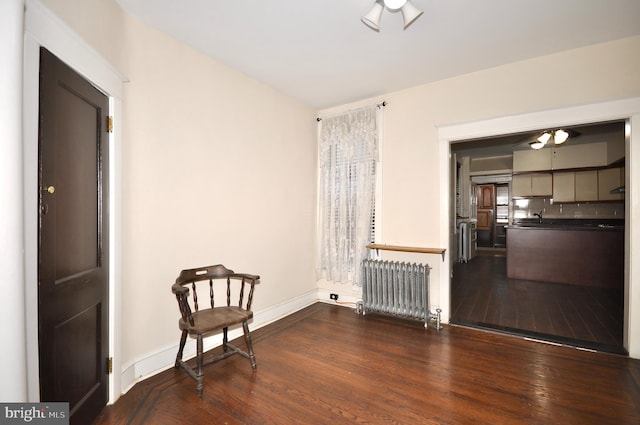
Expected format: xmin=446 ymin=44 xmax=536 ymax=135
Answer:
xmin=529 ymin=129 xmax=574 ymax=149
xmin=529 ymin=140 xmax=545 ymax=150
xmin=362 ymin=0 xmax=424 ymax=31
xmin=553 ymin=129 xmax=569 ymax=144
xmin=537 ymin=132 xmax=552 ymax=145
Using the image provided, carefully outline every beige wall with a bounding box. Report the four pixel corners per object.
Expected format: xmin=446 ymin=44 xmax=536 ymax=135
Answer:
xmin=40 ymin=0 xmax=126 ymax=68
xmin=319 ymin=36 xmax=640 ymax=309
xmin=41 ymin=0 xmax=318 ymax=369
xmin=118 ymin=16 xmax=318 ymax=365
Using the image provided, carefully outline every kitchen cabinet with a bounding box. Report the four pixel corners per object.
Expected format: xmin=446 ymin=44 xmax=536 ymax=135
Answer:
xmin=553 ymin=172 xmax=575 ymax=202
xmin=531 ymin=174 xmax=553 ymax=196
xmin=552 ymin=169 xmax=618 ymax=202
xmin=598 ymin=167 xmax=624 ymax=201
xmin=513 ymin=149 xmax=552 ymax=172
xmin=552 ymin=143 xmax=608 ymax=170
xmin=511 ymin=175 xmax=530 ymax=197
xmin=512 ymin=173 xmax=552 ymax=197
xmin=575 ymin=170 xmax=598 ymax=201
xmin=513 ymin=142 xmax=611 ymax=172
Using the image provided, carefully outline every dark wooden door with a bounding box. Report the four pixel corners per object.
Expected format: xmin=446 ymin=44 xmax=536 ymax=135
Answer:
xmin=476 ymin=185 xmax=495 ymax=247
xmin=38 ymin=47 xmax=109 ymax=425
xmin=478 ymin=185 xmax=495 ymax=209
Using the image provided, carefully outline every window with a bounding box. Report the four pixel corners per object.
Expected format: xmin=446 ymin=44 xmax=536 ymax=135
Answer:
xmin=318 ymin=106 xmax=379 ymax=284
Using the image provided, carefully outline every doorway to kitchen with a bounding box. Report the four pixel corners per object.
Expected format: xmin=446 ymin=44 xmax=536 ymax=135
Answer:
xmin=449 ymin=120 xmax=627 ymax=355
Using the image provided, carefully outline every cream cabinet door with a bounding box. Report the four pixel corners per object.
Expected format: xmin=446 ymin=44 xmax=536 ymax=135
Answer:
xmin=598 ymin=167 xmax=624 ymax=200
xmin=531 ymin=173 xmax=552 ymax=196
xmin=512 ymin=173 xmax=552 ymax=197
xmin=553 ymin=172 xmax=575 ymax=202
xmin=575 ymin=170 xmax=598 ymax=201
xmin=552 ymin=143 xmax=607 ymax=170
xmin=513 ymin=149 xmax=552 ymax=172
xmin=512 ymin=175 xmax=532 ymax=197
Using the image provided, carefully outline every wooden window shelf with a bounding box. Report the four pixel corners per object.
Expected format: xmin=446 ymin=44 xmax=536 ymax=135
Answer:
xmin=366 ymin=244 xmax=446 ymax=261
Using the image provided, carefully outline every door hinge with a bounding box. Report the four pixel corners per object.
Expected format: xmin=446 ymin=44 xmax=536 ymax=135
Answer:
xmin=106 ymin=116 xmax=113 ymax=133
xmin=107 ymin=357 xmax=113 ymax=374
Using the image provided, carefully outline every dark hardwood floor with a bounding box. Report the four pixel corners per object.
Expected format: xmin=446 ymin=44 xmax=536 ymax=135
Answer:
xmin=93 ymin=303 xmax=640 ymax=424
xmin=451 ymin=251 xmax=625 ymax=354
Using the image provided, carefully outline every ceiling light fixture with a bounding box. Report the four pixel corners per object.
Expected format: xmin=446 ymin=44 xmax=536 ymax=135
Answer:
xmin=537 ymin=132 xmax=552 ymax=145
xmin=362 ymin=0 xmax=424 ymax=31
xmin=529 ymin=140 xmax=545 ymax=150
xmin=553 ymin=129 xmax=569 ymax=144
xmin=530 ymin=129 xmax=574 ymax=149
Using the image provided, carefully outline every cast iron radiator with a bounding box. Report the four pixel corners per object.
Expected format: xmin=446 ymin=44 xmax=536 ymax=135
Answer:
xmin=358 ymin=259 xmax=442 ymax=329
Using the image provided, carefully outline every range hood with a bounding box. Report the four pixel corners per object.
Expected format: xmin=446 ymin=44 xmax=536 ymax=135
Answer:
xmin=609 ymin=186 xmax=625 ymax=194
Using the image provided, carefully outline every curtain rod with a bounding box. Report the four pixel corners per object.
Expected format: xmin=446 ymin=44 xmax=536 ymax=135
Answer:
xmin=316 ymin=101 xmax=386 ymax=122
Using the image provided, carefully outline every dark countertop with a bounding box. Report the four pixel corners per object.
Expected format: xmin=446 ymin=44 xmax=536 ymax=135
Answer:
xmin=507 ymin=218 xmax=624 ymax=231
xmin=506 ymin=224 xmax=623 ymax=231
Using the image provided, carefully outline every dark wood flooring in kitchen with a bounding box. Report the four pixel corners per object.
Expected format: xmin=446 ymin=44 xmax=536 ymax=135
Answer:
xmin=451 ymin=250 xmax=626 ymax=355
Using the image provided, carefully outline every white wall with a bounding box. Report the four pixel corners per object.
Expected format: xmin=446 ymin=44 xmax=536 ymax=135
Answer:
xmin=0 ymin=0 xmax=27 ymax=401
xmin=319 ymin=36 xmax=640 ymax=356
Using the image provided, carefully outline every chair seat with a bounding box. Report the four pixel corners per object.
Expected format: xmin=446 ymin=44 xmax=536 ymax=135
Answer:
xmin=179 ymin=306 xmax=253 ymax=335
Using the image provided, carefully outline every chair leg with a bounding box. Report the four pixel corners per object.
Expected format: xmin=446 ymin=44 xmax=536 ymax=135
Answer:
xmin=242 ymin=321 xmax=257 ymax=371
xmin=196 ymin=334 xmax=204 ymax=396
xmin=175 ymin=330 xmax=188 ymax=368
xmin=223 ymin=327 xmax=228 ymax=352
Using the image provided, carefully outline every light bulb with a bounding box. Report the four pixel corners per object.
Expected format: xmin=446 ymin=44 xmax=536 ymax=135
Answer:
xmin=537 ymin=132 xmax=551 ymax=145
xmin=554 ymin=129 xmax=569 ymax=144
xmin=384 ymin=0 xmax=408 ymax=10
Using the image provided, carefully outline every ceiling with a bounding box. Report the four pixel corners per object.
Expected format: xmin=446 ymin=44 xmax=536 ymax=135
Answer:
xmin=114 ymin=0 xmax=640 ymax=110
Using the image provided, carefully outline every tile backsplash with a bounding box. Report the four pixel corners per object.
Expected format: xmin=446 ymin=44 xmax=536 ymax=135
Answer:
xmin=512 ymin=198 xmax=624 ymax=220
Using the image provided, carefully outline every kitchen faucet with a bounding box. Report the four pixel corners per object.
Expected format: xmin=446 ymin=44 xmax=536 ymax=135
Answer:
xmin=533 ymin=211 xmax=543 ymax=223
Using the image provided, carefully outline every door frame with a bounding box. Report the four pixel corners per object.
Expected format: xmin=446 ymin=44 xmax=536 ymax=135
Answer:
xmin=23 ymin=0 xmax=125 ymax=403
xmin=438 ymin=97 xmax=640 ymax=359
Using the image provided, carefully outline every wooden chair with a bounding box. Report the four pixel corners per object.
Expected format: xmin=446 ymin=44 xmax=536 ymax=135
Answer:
xmin=172 ymin=264 xmax=260 ymax=395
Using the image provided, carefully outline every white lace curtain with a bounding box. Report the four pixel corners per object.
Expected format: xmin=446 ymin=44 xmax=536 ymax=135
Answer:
xmin=318 ymin=106 xmax=379 ymax=285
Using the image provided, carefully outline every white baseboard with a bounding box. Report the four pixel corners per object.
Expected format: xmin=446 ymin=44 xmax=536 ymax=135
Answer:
xmin=118 ymin=289 xmax=319 ymax=396
xmin=317 ymin=288 xmax=361 ymax=308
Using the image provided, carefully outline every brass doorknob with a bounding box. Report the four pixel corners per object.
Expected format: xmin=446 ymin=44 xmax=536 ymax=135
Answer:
xmin=45 ymin=186 xmax=55 ymax=194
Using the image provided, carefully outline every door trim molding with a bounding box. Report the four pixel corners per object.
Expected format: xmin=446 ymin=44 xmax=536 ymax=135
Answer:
xmin=24 ymin=0 xmax=125 ymax=403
